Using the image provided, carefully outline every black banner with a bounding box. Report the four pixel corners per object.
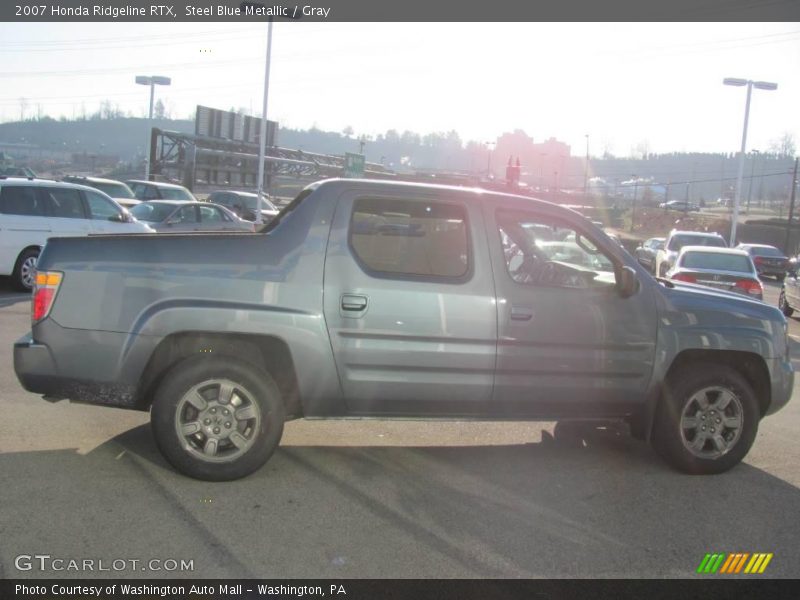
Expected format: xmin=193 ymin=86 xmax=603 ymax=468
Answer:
xmin=3 ymin=0 xmax=800 ymax=22
xmin=3 ymin=579 xmax=800 ymax=600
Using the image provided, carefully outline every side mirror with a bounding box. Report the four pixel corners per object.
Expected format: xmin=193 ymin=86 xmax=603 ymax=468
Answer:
xmin=108 ymin=213 xmax=124 ymax=223
xmin=617 ymin=265 xmax=639 ymax=298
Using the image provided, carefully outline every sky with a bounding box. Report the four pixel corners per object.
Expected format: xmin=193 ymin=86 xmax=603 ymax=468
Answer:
xmin=1 ymin=22 xmax=799 ymax=157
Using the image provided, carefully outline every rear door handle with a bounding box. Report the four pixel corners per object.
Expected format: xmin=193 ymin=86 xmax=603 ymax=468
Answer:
xmin=341 ymin=294 xmax=368 ymax=311
xmin=510 ymin=306 xmax=533 ymax=321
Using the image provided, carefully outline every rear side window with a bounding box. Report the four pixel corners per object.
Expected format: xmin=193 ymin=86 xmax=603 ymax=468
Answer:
xmin=0 ymin=185 xmax=46 ymax=216
xmin=40 ymin=188 xmax=85 ymax=219
xmin=349 ymin=197 xmax=469 ymax=279
xmin=200 ymin=205 xmax=227 ymax=222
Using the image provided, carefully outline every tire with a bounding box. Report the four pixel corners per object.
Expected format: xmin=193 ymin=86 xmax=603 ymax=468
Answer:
xmin=12 ymin=248 xmax=40 ymax=292
xmin=652 ymin=365 xmax=759 ymax=475
xmin=779 ymin=290 xmax=794 ymax=317
xmin=151 ymin=355 xmax=285 ymax=481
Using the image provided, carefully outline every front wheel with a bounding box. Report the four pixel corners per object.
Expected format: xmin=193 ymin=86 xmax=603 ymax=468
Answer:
xmin=653 ymin=365 xmax=759 ymax=475
xmin=151 ymin=355 xmax=285 ymax=481
xmin=779 ymin=291 xmax=794 ymax=317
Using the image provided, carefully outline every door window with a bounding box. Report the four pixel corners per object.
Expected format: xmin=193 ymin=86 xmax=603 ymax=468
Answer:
xmin=199 ymin=205 xmax=227 ymax=222
xmin=0 ymin=186 xmax=46 ymax=216
xmin=496 ymin=210 xmax=615 ymax=289
xmin=175 ymin=205 xmax=198 ymax=223
xmin=40 ymin=188 xmax=85 ymax=219
xmin=349 ymin=197 xmax=469 ymax=280
xmin=85 ymin=190 xmax=121 ymax=220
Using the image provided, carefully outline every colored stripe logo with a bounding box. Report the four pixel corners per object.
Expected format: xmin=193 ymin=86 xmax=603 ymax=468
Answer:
xmin=697 ymin=553 xmax=773 ymax=574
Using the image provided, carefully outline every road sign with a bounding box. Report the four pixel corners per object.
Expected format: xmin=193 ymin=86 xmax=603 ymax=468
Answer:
xmin=344 ymin=152 xmax=365 ymax=178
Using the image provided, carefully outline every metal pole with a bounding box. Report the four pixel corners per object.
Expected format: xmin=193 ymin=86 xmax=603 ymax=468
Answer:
xmin=784 ymin=157 xmax=798 ymax=254
xmin=144 ymin=82 xmax=155 ymax=180
xmin=730 ymin=81 xmax=753 ymax=247
xmin=630 ymin=179 xmax=638 ymax=233
xmin=255 ymin=17 xmax=274 ymax=226
xmin=746 ymin=151 xmax=757 ymax=214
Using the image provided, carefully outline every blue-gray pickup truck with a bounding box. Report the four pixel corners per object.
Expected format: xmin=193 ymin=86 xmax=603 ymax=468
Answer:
xmin=14 ymin=179 xmax=794 ymax=480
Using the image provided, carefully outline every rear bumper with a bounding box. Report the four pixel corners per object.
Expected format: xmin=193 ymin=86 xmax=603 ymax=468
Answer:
xmin=14 ymin=333 xmax=138 ymax=408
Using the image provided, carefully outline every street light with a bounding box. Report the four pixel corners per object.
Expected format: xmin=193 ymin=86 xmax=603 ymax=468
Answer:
xmin=135 ymin=75 xmax=171 ymax=180
xmin=630 ymin=175 xmax=639 ymax=233
xmin=485 ymin=141 xmax=496 ymax=178
xmin=746 ymin=149 xmax=760 ymax=214
xmin=723 ymin=77 xmax=778 ymax=246
xmin=583 ymin=134 xmax=590 ymax=196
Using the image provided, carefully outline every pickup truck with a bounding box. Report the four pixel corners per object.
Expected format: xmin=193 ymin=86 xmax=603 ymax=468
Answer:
xmin=14 ymin=179 xmax=794 ymax=480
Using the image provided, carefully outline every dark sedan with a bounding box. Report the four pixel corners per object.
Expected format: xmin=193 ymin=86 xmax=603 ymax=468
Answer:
xmin=207 ymin=190 xmax=280 ymax=223
xmin=736 ymin=243 xmax=789 ymax=281
xmin=667 ymin=246 xmax=763 ymax=300
xmin=634 ymin=237 xmax=665 ymax=273
xmin=129 ymin=201 xmax=254 ymax=232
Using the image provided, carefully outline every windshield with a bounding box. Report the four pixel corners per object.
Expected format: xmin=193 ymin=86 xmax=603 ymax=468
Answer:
xmin=668 ymin=234 xmax=726 ymax=251
xmin=750 ymin=246 xmax=784 ymax=257
xmin=93 ymin=181 xmax=134 ymax=199
xmin=130 ymin=202 xmax=177 ymax=222
xmin=160 ymin=187 xmax=194 ymax=201
xmin=681 ymin=252 xmax=753 ymax=273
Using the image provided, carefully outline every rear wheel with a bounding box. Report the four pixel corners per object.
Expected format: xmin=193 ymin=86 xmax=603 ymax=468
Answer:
xmin=12 ymin=248 xmax=39 ymax=292
xmin=779 ymin=290 xmax=794 ymax=317
xmin=151 ymin=355 xmax=285 ymax=481
xmin=653 ymin=365 xmax=759 ymax=475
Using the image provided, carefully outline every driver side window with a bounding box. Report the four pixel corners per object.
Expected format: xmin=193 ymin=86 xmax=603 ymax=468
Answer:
xmin=496 ymin=210 xmax=615 ymax=289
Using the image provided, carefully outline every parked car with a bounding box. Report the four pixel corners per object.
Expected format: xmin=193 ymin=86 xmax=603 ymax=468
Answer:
xmin=62 ymin=176 xmax=139 ymax=209
xmin=125 ymin=180 xmax=196 ymax=202
xmin=635 ymin=237 xmax=665 ymax=273
xmin=0 ymin=177 xmax=153 ymax=291
xmin=129 ymin=200 xmax=254 ymax=232
xmin=736 ymin=243 xmax=789 ymax=281
xmin=206 ymin=190 xmax=280 ymax=223
xmin=655 ymin=230 xmax=727 ymax=277
xmin=666 ymin=246 xmax=763 ymax=300
xmin=14 ymin=179 xmax=793 ymax=480
xmin=659 ymin=200 xmax=700 ymax=212
xmin=779 ymin=273 xmax=799 ymax=317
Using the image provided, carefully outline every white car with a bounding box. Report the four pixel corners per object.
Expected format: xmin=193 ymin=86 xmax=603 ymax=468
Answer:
xmin=0 ymin=177 xmax=154 ymax=291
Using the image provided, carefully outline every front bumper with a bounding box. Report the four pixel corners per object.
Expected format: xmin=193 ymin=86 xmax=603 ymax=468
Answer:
xmin=766 ymin=356 xmax=794 ymax=415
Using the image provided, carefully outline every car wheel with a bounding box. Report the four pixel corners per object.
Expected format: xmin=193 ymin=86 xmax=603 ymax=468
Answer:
xmin=653 ymin=365 xmax=759 ymax=475
xmin=779 ymin=290 xmax=794 ymax=317
xmin=12 ymin=248 xmax=40 ymax=292
xmin=151 ymin=355 xmax=285 ymax=481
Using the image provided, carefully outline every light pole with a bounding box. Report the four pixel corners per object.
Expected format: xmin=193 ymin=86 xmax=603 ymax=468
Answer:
xmin=583 ymin=134 xmax=590 ymax=197
xmin=746 ymin=149 xmax=760 ymax=214
xmin=485 ymin=141 xmax=495 ymax=178
xmin=254 ymin=17 xmax=274 ymax=226
xmin=630 ymin=175 xmax=639 ymax=233
xmin=723 ymin=77 xmax=778 ymax=246
xmin=135 ymin=75 xmax=171 ymax=180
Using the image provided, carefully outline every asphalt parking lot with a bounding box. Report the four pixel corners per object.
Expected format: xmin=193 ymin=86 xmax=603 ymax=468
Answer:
xmin=0 ymin=276 xmax=798 ymax=579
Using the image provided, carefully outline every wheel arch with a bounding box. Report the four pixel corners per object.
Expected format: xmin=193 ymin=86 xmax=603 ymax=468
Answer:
xmin=136 ymin=331 xmax=302 ymax=419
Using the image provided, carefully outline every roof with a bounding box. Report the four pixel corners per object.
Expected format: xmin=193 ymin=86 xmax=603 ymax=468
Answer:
xmin=64 ymin=175 xmax=127 ymax=185
xmin=126 ymin=179 xmax=189 ymax=190
xmin=135 ymin=199 xmax=202 ymax=206
xmin=737 ymin=243 xmax=779 ymax=249
xmin=668 ymin=229 xmax=724 ymax=238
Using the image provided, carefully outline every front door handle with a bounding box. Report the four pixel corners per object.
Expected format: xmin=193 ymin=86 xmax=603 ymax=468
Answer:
xmin=341 ymin=294 xmax=368 ymax=311
xmin=510 ymin=305 xmax=533 ymax=321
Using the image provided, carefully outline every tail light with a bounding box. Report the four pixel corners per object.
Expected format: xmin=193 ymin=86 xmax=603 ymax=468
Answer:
xmin=32 ymin=271 xmax=62 ymax=323
xmin=672 ymin=273 xmax=697 ymax=283
xmin=734 ymin=279 xmax=763 ymax=296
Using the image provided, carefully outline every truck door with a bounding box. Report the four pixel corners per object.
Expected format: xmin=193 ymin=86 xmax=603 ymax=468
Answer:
xmin=323 ymin=189 xmax=497 ymax=415
xmin=485 ymin=203 xmax=657 ymax=417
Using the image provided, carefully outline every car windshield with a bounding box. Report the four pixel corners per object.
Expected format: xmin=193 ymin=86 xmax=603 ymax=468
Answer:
xmin=668 ymin=234 xmax=726 ymax=251
xmin=130 ymin=202 xmax=177 ymax=222
xmin=681 ymin=252 xmax=752 ymax=273
xmin=750 ymin=246 xmax=784 ymax=257
xmin=93 ymin=181 xmax=134 ymax=199
xmin=158 ymin=187 xmax=194 ymax=201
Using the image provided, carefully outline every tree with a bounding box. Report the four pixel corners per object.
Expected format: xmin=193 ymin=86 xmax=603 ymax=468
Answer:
xmin=342 ymin=125 xmax=354 ymax=138
xmin=154 ymin=99 xmax=166 ymax=119
xmin=768 ymin=132 xmax=796 ymax=158
xmin=18 ymin=97 xmax=28 ymax=122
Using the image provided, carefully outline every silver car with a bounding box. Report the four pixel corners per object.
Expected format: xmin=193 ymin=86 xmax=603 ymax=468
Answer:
xmin=129 ymin=201 xmax=254 ymax=232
